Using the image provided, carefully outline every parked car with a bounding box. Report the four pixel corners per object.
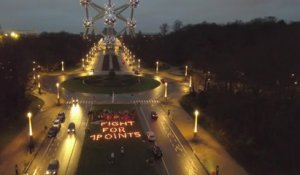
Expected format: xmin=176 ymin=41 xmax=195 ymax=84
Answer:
xmin=67 ymin=122 xmax=76 ymax=134
xmin=151 ymin=111 xmax=158 ymax=120
xmin=46 ymin=159 xmax=59 ymax=175
xmin=57 ymin=112 xmax=65 ymax=123
xmin=48 ymin=127 xmax=59 ymax=138
xmin=53 ymin=119 xmax=61 ymax=129
xmin=152 ymin=145 xmax=163 ymax=159
xmin=146 ymin=131 xmax=156 ymax=142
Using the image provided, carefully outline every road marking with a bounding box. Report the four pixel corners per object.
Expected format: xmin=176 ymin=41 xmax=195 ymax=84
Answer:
xmin=138 ymin=106 xmax=151 ymax=130
xmin=162 ymin=158 xmax=171 ymax=175
xmin=161 ymin=117 xmax=187 ymax=153
xmin=32 ymin=168 xmax=38 ymax=175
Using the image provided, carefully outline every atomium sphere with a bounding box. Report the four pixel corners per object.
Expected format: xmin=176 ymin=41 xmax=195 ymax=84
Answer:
xmin=127 ymin=19 xmax=136 ymax=29
xmin=80 ymin=0 xmax=91 ymax=6
xmin=104 ymin=35 xmax=116 ymax=45
xmin=104 ymin=14 xmax=117 ymax=26
xmin=83 ymin=19 xmax=93 ymax=28
xmin=129 ymin=0 xmax=139 ymax=8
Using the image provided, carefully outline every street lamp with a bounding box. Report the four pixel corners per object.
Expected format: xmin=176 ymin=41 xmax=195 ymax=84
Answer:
xmin=37 ymin=74 xmax=41 ymax=94
xmin=185 ymin=65 xmax=188 ymax=77
xmin=189 ymin=75 xmax=192 ymax=92
xmin=194 ymin=110 xmax=199 ymax=138
xmin=82 ymin=58 xmax=85 ymax=70
xmin=61 ymin=61 xmax=64 ymax=72
xmin=164 ymin=82 xmax=168 ymax=100
xmin=33 ymin=68 xmax=36 ymax=82
xmin=156 ymin=61 xmax=159 ymax=73
xmin=138 ymin=59 xmax=141 ymax=71
xmin=27 ymin=112 xmax=33 ymax=137
xmin=56 ymin=82 xmax=60 ymax=105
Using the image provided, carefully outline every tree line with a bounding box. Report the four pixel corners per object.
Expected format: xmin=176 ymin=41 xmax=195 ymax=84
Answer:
xmin=0 ymin=32 xmax=90 ymax=123
xmin=124 ymin=17 xmax=300 ymax=174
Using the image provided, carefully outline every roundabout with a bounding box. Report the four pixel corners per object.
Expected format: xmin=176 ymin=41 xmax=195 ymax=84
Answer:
xmin=61 ymin=74 xmax=160 ymax=94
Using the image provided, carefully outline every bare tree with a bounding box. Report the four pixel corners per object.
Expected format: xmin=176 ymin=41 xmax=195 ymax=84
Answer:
xmin=172 ymin=20 xmax=183 ymax=32
xmin=160 ymin=23 xmax=169 ymax=36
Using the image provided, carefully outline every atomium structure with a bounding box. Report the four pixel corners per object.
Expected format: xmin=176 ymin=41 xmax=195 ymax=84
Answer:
xmin=80 ymin=0 xmax=139 ymax=47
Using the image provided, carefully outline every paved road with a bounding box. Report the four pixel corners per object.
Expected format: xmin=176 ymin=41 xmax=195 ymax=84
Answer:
xmin=7 ymin=42 xmax=247 ymax=175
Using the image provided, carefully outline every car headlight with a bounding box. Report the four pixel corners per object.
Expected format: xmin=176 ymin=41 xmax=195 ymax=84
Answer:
xmin=46 ymin=171 xmax=50 ymax=174
xmin=68 ymin=129 xmax=70 ymax=132
xmin=72 ymin=129 xmax=75 ymax=131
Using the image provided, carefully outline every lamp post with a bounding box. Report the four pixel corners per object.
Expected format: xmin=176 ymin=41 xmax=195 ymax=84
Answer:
xmin=193 ymin=110 xmax=199 ymax=140
xmin=33 ymin=68 xmax=36 ymax=83
xmin=82 ymin=58 xmax=85 ymax=70
xmin=138 ymin=59 xmax=141 ymax=72
xmin=37 ymin=74 xmax=41 ymax=94
xmin=61 ymin=61 xmax=64 ymax=72
xmin=164 ymin=82 xmax=168 ymax=100
xmin=189 ymin=75 xmax=192 ymax=93
xmin=27 ymin=112 xmax=33 ymax=137
xmin=185 ymin=65 xmax=188 ymax=77
xmin=156 ymin=61 xmax=159 ymax=73
xmin=56 ymin=82 xmax=60 ymax=105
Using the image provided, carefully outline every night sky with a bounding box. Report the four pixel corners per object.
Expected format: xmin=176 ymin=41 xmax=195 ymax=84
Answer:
xmin=1 ymin=0 xmax=300 ymax=33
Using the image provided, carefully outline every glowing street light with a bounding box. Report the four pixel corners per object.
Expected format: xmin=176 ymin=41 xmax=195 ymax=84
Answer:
xmin=185 ymin=65 xmax=188 ymax=77
xmin=37 ymin=74 xmax=41 ymax=94
xmin=189 ymin=75 xmax=192 ymax=92
xmin=82 ymin=58 xmax=85 ymax=70
xmin=27 ymin=112 xmax=33 ymax=137
xmin=138 ymin=59 xmax=141 ymax=71
xmin=33 ymin=68 xmax=36 ymax=82
xmin=56 ymin=82 xmax=60 ymax=105
xmin=194 ymin=110 xmax=199 ymax=138
xmin=61 ymin=61 xmax=64 ymax=72
xmin=156 ymin=61 xmax=159 ymax=73
xmin=164 ymin=82 xmax=168 ymax=100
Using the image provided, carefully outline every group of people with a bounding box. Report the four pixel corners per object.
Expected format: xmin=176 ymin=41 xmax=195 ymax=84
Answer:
xmin=93 ymin=109 xmax=136 ymax=121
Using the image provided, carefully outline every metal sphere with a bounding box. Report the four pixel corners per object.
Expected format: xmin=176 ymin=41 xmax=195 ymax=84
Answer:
xmin=127 ymin=19 xmax=136 ymax=29
xmin=104 ymin=13 xmax=117 ymax=26
xmin=80 ymin=0 xmax=91 ymax=6
xmin=83 ymin=19 xmax=93 ymax=28
xmin=129 ymin=0 xmax=139 ymax=8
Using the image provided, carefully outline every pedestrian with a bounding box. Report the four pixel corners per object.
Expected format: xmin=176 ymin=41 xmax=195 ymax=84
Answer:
xmin=15 ymin=164 xmax=18 ymax=175
xmin=120 ymin=146 xmax=125 ymax=155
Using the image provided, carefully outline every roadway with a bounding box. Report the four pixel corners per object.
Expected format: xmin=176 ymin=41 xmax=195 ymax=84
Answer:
xmin=24 ymin=41 xmax=211 ymax=175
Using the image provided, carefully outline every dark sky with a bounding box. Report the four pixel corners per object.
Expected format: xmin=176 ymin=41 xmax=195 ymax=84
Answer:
xmin=1 ymin=0 xmax=300 ymax=33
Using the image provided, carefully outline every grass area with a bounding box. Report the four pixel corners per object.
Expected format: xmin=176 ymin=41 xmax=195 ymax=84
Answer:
xmin=77 ymin=104 xmax=159 ymax=175
xmin=61 ymin=74 xmax=160 ymax=94
xmin=0 ymin=94 xmax=44 ymax=151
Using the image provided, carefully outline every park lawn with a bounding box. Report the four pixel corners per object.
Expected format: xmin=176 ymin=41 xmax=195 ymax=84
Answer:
xmin=76 ymin=104 xmax=159 ymax=175
xmin=61 ymin=75 xmax=160 ymax=94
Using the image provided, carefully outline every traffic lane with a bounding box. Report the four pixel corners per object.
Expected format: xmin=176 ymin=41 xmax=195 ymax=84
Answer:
xmin=28 ymin=103 xmax=85 ymax=175
xmin=142 ymin=104 xmax=207 ymax=175
xmin=155 ymin=105 xmax=207 ymax=175
xmin=56 ymin=103 xmax=88 ymax=175
xmin=141 ymin=104 xmax=188 ymax=175
xmin=24 ymin=102 xmax=68 ymax=174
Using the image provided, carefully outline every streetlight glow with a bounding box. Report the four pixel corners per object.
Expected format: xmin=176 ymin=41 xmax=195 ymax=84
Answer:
xmin=56 ymin=82 xmax=60 ymax=105
xmin=27 ymin=112 xmax=33 ymax=136
xmin=164 ymin=82 xmax=168 ymax=99
xmin=156 ymin=61 xmax=159 ymax=73
xmin=194 ymin=110 xmax=199 ymax=133
xmin=61 ymin=61 xmax=64 ymax=71
xmin=185 ymin=65 xmax=188 ymax=77
xmin=82 ymin=58 xmax=85 ymax=70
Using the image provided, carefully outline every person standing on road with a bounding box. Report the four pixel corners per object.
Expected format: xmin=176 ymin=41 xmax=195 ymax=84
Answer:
xmin=15 ymin=164 xmax=19 ymax=175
